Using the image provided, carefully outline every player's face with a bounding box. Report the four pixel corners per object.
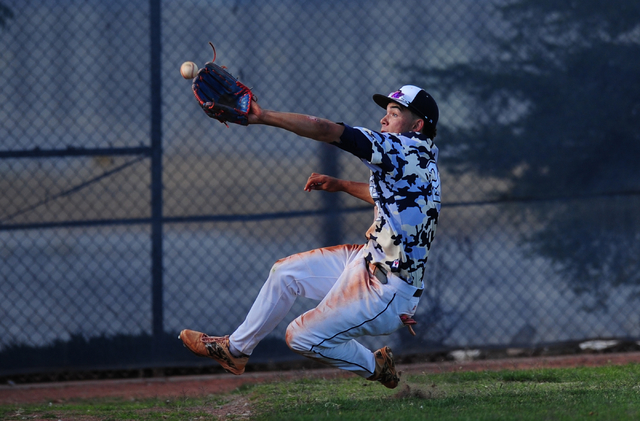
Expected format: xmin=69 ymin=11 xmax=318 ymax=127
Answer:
xmin=380 ymin=103 xmax=419 ymax=133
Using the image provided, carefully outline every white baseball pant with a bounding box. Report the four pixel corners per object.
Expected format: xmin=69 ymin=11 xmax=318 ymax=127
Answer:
xmin=229 ymin=244 xmax=421 ymax=378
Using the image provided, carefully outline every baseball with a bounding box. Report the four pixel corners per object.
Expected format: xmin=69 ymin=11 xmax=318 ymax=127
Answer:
xmin=180 ymin=61 xmax=198 ymax=79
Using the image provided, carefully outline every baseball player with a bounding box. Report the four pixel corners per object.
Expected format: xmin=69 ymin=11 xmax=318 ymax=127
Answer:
xmin=180 ymin=85 xmax=441 ymax=389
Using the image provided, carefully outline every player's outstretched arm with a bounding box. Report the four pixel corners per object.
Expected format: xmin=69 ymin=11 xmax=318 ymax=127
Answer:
xmin=304 ymin=173 xmax=374 ymax=205
xmin=248 ymin=101 xmax=345 ymax=144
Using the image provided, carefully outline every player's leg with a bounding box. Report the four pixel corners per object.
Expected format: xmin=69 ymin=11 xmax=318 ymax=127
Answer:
xmin=180 ymin=244 xmax=363 ymax=373
xmin=229 ymin=244 xmax=363 ymax=356
xmin=284 ymin=252 xmax=420 ymax=385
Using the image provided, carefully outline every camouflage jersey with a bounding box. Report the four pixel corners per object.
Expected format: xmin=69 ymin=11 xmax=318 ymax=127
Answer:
xmin=336 ymin=125 xmax=441 ymax=288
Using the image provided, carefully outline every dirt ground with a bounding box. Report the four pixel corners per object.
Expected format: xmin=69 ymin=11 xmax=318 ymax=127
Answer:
xmin=2 ymin=351 xmax=640 ymax=406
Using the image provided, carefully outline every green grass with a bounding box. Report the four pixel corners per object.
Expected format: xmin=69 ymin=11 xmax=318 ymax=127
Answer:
xmin=2 ymin=364 xmax=640 ymax=420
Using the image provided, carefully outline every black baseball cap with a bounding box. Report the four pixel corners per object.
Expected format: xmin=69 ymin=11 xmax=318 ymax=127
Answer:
xmin=373 ymin=85 xmax=438 ymax=128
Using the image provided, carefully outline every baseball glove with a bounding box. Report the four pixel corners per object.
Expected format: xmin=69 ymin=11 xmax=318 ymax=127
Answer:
xmin=192 ymin=43 xmax=253 ymax=126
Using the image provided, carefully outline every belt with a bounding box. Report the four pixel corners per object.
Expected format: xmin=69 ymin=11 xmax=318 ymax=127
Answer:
xmin=370 ymin=263 xmax=423 ymax=297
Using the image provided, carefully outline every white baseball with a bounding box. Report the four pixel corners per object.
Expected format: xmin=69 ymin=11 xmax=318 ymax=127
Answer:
xmin=180 ymin=61 xmax=198 ymax=79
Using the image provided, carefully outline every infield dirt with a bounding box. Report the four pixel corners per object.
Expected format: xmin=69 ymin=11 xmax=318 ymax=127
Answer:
xmin=2 ymin=351 xmax=640 ymax=405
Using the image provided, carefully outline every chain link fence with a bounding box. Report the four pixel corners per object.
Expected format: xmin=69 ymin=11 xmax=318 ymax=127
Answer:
xmin=1 ymin=0 xmax=639 ymax=378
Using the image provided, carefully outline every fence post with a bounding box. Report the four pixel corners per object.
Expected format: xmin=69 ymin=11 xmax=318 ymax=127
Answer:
xmin=320 ymin=144 xmax=342 ymax=246
xmin=149 ymin=0 xmax=164 ymax=358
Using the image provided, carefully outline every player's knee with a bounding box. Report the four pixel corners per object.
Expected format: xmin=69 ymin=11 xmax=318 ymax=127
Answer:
xmin=267 ymin=258 xmax=300 ymax=295
xmin=285 ymin=322 xmax=309 ymax=353
xmin=270 ymin=255 xmax=296 ymax=274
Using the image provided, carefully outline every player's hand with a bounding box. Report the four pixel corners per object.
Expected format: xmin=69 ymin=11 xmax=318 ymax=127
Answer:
xmin=304 ymin=173 xmax=342 ymax=192
xmin=247 ymin=99 xmax=263 ymax=125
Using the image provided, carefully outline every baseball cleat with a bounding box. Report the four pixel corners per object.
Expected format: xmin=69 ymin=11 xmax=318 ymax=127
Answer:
xmin=368 ymin=346 xmax=400 ymax=389
xmin=178 ymin=329 xmax=248 ymax=375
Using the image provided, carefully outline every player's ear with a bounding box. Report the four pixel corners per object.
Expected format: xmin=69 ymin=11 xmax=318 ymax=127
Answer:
xmin=411 ymin=118 xmax=424 ymax=133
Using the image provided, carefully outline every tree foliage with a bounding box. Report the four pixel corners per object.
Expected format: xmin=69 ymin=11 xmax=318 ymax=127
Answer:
xmin=0 ymin=3 xmax=13 ymax=28
xmin=411 ymin=0 xmax=640 ymax=304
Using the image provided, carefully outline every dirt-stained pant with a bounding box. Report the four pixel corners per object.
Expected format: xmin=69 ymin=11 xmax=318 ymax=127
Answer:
xmin=229 ymin=244 xmax=421 ymax=378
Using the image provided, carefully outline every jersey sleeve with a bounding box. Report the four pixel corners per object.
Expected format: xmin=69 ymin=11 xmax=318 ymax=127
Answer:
xmin=333 ymin=125 xmax=395 ymax=172
xmin=330 ymin=124 xmax=373 ymax=161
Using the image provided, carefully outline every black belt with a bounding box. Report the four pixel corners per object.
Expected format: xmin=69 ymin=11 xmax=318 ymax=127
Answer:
xmin=371 ymin=263 xmax=423 ymax=297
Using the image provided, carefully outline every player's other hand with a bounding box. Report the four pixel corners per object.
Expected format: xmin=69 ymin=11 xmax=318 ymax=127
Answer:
xmin=304 ymin=173 xmax=342 ymax=192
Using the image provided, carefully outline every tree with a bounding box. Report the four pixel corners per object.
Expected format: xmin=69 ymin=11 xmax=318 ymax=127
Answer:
xmin=0 ymin=3 xmax=12 ymax=28
xmin=411 ymin=0 xmax=640 ymax=307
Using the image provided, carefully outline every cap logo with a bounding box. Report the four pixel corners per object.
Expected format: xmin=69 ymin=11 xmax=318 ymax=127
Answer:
xmin=390 ymin=90 xmax=404 ymax=99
